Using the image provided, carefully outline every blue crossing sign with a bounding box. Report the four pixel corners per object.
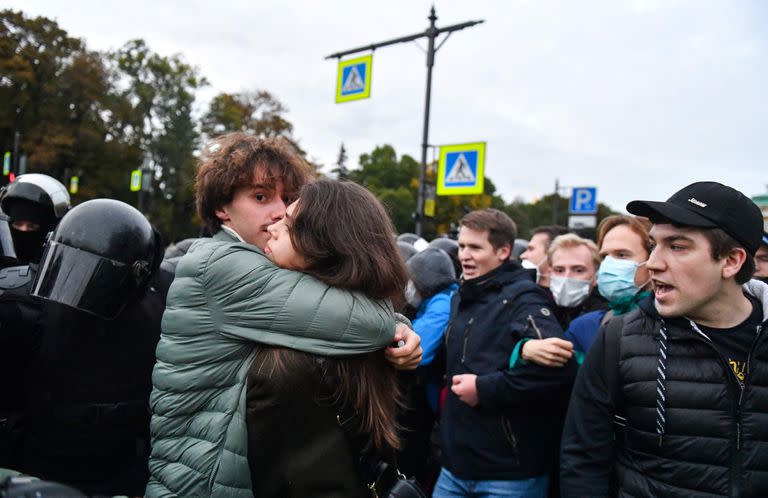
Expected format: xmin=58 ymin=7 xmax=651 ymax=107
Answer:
xmin=336 ymin=54 xmax=373 ymax=103
xmin=436 ymin=142 xmax=486 ymax=195
xmin=570 ymin=187 xmax=598 ymax=214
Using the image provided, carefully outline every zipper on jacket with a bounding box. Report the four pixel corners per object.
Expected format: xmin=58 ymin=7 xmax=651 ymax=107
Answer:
xmin=687 ymin=320 xmax=765 ymax=496
xmin=736 ymin=325 xmax=764 ymax=451
xmin=733 ymin=324 xmax=764 ymax=495
xmin=461 ymin=318 xmax=474 ymax=364
xmin=738 ymin=325 xmax=763 ymax=407
xmin=527 ymin=315 xmax=543 ymax=339
xmin=674 ymin=322 xmax=742 ymax=497
xmin=501 ymin=416 xmax=518 ymax=453
xmin=687 ymin=321 xmax=745 ymax=389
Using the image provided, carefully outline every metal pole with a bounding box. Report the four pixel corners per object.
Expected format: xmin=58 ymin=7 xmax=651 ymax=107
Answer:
xmin=325 ymin=8 xmax=483 ymax=236
xmin=12 ymin=132 xmax=20 ymax=173
xmin=416 ymin=7 xmax=438 ymax=237
xmin=138 ymin=157 xmax=150 ymax=214
xmin=552 ymin=178 xmax=559 ymax=225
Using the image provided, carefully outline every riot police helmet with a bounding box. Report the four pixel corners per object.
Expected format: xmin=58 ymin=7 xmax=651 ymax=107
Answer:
xmin=31 ymin=199 xmax=161 ymax=319
xmin=0 ymin=174 xmax=70 ymax=264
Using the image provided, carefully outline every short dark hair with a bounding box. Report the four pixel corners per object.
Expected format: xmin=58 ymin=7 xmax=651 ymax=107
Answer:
xmin=702 ymin=228 xmax=755 ymax=284
xmin=195 ymin=133 xmax=312 ymax=233
xmin=460 ymin=208 xmax=517 ymax=249
xmin=530 ymin=225 xmax=569 ymax=247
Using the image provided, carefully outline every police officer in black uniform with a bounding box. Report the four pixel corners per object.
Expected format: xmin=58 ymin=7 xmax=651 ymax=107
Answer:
xmin=13 ymin=199 xmax=169 ymax=497
xmin=0 ymin=175 xmax=70 ymax=469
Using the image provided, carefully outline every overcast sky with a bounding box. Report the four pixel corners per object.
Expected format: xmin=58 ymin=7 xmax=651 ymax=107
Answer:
xmin=9 ymin=0 xmax=768 ymax=212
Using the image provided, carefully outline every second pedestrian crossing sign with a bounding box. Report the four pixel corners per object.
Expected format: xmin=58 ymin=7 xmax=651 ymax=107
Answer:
xmin=437 ymin=142 xmax=486 ymax=195
xmin=336 ymin=54 xmax=372 ymax=103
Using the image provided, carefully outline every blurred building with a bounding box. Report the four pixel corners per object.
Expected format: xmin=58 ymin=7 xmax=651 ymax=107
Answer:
xmin=753 ymin=186 xmax=768 ymax=231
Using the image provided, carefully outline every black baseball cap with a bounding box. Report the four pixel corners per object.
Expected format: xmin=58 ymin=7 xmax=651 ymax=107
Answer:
xmin=627 ymin=181 xmax=763 ymax=256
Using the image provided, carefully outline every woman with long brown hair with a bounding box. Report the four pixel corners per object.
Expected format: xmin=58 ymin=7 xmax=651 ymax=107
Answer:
xmin=246 ymin=179 xmax=409 ymax=497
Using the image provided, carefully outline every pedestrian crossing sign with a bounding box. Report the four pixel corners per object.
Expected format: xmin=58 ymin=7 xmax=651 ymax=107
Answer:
xmin=336 ymin=54 xmax=372 ymax=103
xmin=130 ymin=169 xmax=142 ymax=192
xmin=437 ymin=142 xmax=486 ymax=195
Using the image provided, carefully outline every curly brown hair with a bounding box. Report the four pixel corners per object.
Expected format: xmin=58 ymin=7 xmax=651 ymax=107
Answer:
xmin=195 ymin=133 xmax=312 ymax=232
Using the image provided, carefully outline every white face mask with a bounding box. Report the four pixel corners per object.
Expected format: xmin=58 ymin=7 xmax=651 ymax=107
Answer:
xmin=404 ymin=280 xmax=422 ymax=308
xmin=520 ymin=258 xmax=541 ymax=283
xmin=549 ymin=275 xmax=592 ymax=308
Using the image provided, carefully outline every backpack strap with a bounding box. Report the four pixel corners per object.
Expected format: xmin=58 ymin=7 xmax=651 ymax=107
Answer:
xmin=600 ymin=309 xmax=615 ymax=327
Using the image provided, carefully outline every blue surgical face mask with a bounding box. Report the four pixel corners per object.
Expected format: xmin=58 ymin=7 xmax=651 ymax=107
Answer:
xmin=597 ymin=256 xmax=644 ymax=302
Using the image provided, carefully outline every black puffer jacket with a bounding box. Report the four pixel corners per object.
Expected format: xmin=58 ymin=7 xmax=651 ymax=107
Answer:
xmin=561 ymin=280 xmax=768 ymax=498
xmin=440 ymin=261 xmax=577 ymax=480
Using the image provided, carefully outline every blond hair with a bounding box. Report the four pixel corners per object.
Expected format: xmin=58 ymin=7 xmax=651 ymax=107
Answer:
xmin=547 ymin=233 xmax=600 ymax=271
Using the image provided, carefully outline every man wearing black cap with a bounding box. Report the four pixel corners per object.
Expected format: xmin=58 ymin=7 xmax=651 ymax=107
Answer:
xmin=560 ymin=181 xmax=768 ymax=497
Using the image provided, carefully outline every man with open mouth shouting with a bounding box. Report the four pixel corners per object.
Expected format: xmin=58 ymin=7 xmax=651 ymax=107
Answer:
xmin=560 ymin=181 xmax=768 ymax=498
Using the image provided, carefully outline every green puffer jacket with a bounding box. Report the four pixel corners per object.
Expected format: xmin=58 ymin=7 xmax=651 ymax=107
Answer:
xmin=145 ymin=231 xmax=395 ymax=497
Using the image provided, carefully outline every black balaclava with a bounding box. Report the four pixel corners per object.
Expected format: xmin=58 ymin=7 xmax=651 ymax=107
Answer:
xmin=5 ymin=199 xmax=56 ymax=264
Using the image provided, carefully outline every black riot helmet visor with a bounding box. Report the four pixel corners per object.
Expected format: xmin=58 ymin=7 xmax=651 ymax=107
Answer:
xmin=31 ymin=240 xmax=146 ymax=319
xmin=29 ymin=198 xmax=159 ymax=320
xmin=0 ymin=213 xmax=17 ymax=266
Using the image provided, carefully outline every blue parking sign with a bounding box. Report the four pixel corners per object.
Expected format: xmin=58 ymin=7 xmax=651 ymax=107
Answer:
xmin=570 ymin=187 xmax=597 ymax=214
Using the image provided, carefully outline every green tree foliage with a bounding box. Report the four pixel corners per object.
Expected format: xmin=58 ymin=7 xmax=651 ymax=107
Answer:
xmin=347 ymin=145 xmax=420 ymax=233
xmin=331 ymin=142 xmax=348 ymax=180
xmin=110 ymin=39 xmax=207 ymax=241
xmin=0 ymin=11 xmax=208 ymax=241
xmin=201 ymin=90 xmax=320 ymax=175
xmin=347 ymin=144 xmax=617 ymax=240
xmin=201 ymin=90 xmax=292 ymax=139
xmin=0 ymin=10 xmax=140 ymax=198
xmin=503 ymin=194 xmax=616 ymax=242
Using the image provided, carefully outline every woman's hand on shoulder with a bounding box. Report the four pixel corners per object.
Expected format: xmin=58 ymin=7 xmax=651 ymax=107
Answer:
xmin=384 ymin=323 xmax=422 ymax=370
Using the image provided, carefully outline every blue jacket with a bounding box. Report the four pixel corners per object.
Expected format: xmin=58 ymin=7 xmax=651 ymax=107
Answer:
xmin=564 ymin=309 xmax=607 ymax=354
xmin=415 ymin=283 xmax=458 ymax=367
xmin=412 ymin=283 xmax=458 ymax=412
xmin=440 ymin=261 xmax=577 ymax=481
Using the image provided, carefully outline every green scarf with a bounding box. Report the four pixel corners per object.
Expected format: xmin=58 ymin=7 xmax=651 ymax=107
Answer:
xmin=608 ymin=290 xmax=652 ymax=316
